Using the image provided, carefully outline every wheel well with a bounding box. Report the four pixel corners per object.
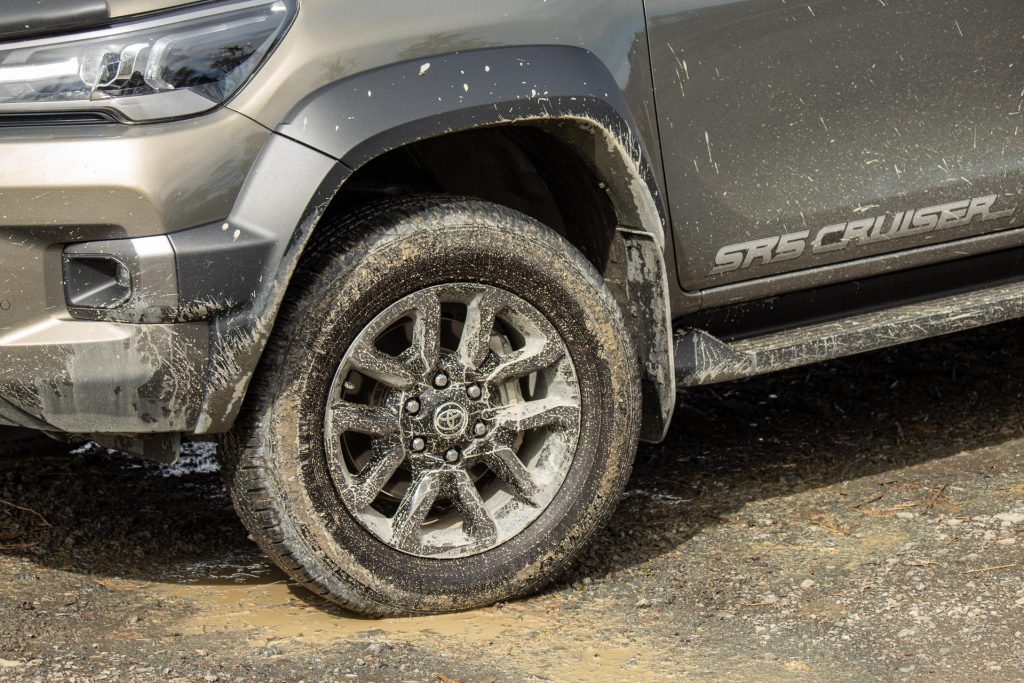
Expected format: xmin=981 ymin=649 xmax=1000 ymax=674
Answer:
xmin=309 ymin=123 xmax=674 ymax=442
xmin=323 ymin=125 xmax=622 ymax=278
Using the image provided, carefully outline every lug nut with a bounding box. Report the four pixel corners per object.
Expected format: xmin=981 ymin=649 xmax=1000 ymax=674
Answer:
xmin=466 ymin=384 xmax=482 ymax=399
xmin=410 ymin=437 xmax=426 ymax=452
xmin=433 ymin=372 xmax=449 ymax=388
xmin=445 ymin=449 xmax=460 ymax=463
xmin=473 ymin=421 xmax=488 ymax=437
xmin=405 ymin=398 xmax=421 ymax=415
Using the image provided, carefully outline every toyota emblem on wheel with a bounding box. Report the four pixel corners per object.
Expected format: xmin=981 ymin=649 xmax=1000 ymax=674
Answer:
xmin=433 ymin=402 xmax=468 ymax=436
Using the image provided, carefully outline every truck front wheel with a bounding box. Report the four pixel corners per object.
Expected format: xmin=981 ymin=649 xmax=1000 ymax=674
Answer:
xmin=221 ymin=196 xmax=641 ymax=615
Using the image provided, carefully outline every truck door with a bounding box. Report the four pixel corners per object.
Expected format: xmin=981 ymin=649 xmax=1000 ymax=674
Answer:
xmin=645 ymin=0 xmax=1024 ymax=291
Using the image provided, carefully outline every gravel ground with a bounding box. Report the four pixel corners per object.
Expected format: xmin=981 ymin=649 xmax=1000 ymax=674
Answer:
xmin=2 ymin=319 xmax=1024 ymax=681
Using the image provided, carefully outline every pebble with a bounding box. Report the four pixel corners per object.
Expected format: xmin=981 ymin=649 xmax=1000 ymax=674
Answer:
xmin=800 ymin=579 xmax=816 ymax=590
xmin=994 ymin=513 xmax=1024 ymax=526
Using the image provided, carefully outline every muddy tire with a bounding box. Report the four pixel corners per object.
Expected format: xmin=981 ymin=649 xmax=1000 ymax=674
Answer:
xmin=0 ymin=427 xmax=55 ymax=456
xmin=220 ymin=196 xmax=641 ymax=616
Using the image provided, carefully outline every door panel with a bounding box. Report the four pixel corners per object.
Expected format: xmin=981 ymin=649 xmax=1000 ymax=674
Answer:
xmin=645 ymin=0 xmax=1024 ymax=291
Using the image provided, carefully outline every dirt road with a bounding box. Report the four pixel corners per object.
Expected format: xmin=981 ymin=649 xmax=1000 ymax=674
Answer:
xmin=2 ymin=319 xmax=1024 ymax=681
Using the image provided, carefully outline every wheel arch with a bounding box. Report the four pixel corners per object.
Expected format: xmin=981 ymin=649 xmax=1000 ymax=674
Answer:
xmin=196 ymin=46 xmax=675 ymax=441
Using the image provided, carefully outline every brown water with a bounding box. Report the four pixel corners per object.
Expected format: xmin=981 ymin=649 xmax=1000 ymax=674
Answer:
xmin=133 ymin=558 xmax=669 ymax=681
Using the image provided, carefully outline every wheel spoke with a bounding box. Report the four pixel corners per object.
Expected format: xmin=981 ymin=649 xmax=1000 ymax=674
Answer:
xmin=486 ymin=317 xmax=564 ymax=384
xmin=409 ymin=289 xmax=442 ymax=375
xmin=488 ymin=397 xmax=579 ymax=433
xmin=478 ymin=447 xmax=539 ymax=504
xmin=331 ymin=401 xmax=397 ymax=437
xmin=349 ymin=443 xmax=405 ymax=509
xmin=391 ymin=471 xmax=442 ymax=552
xmin=450 ymin=470 xmax=498 ymax=544
xmin=349 ymin=336 xmax=418 ymax=389
xmin=458 ymin=290 xmax=503 ymax=371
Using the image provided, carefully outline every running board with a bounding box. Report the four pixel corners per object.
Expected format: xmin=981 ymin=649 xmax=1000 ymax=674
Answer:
xmin=675 ymin=279 xmax=1024 ymax=387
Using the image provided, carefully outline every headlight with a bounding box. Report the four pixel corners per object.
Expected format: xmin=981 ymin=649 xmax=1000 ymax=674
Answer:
xmin=0 ymin=0 xmax=293 ymax=122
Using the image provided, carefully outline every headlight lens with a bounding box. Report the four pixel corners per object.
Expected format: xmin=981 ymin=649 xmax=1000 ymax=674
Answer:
xmin=0 ymin=0 xmax=293 ymax=122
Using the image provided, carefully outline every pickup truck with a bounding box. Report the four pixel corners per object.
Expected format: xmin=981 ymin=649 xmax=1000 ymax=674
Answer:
xmin=1 ymin=0 xmax=1021 ymax=615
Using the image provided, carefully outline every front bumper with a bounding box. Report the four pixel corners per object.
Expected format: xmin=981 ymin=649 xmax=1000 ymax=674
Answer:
xmin=0 ymin=109 xmax=269 ymax=434
xmin=0 ymin=318 xmax=208 ymax=433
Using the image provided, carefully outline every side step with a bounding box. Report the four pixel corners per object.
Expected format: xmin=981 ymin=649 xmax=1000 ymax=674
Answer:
xmin=675 ymin=279 xmax=1024 ymax=387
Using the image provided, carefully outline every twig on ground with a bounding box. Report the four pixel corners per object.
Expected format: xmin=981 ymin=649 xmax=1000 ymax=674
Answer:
xmin=0 ymin=542 xmax=38 ymax=551
xmin=96 ymin=579 xmax=151 ymax=591
xmin=853 ymin=493 xmax=885 ymax=509
xmin=966 ymin=563 xmax=1017 ymax=574
xmin=811 ymin=519 xmax=851 ymax=536
xmin=861 ymin=502 xmax=918 ymax=517
xmin=922 ymin=483 xmax=949 ymax=514
xmin=0 ymin=499 xmax=50 ymax=527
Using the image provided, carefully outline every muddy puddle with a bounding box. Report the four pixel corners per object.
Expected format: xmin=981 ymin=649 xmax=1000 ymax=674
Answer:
xmin=101 ymin=557 xmax=673 ymax=681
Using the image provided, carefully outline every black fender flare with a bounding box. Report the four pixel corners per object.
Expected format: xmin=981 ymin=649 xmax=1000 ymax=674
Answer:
xmin=195 ymin=45 xmax=675 ymax=440
xmin=276 ymin=45 xmax=667 ymax=248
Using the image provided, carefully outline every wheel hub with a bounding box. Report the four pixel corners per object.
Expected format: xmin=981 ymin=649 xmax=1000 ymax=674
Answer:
xmin=398 ymin=366 xmax=493 ymax=471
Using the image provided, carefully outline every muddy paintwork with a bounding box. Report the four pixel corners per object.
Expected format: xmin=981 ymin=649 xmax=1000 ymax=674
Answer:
xmin=0 ymin=0 xmax=1023 ymax=452
xmin=646 ymin=0 xmax=1024 ymax=294
xmin=0 ymin=0 xmax=679 ymax=443
xmin=0 ymin=109 xmax=265 ymax=435
xmin=0 ymin=318 xmax=207 ymax=433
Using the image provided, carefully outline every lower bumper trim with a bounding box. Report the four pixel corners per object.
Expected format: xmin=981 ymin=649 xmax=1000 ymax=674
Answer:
xmin=0 ymin=317 xmax=208 ymax=434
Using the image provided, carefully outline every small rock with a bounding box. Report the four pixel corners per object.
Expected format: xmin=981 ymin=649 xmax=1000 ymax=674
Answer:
xmin=994 ymin=513 xmax=1024 ymax=526
xmin=800 ymin=579 xmax=816 ymax=590
xmin=635 ymin=598 xmax=651 ymax=609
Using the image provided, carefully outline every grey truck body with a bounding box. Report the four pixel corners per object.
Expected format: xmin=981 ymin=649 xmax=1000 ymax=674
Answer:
xmin=1 ymin=0 xmax=1022 ymax=457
